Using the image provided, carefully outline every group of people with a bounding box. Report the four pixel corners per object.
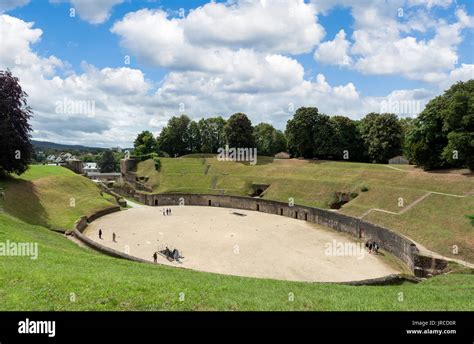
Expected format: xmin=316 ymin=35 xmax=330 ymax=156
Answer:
xmin=98 ymin=229 xmax=117 ymax=243
xmin=365 ymin=240 xmax=380 ymax=254
xmin=153 ymin=247 xmax=183 ymax=263
xmin=162 ymin=208 xmax=172 ymax=216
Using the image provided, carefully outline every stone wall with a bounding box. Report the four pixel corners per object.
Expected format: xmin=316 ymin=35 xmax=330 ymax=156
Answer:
xmin=74 ymin=190 xmax=449 ymax=278
xmin=141 ymin=193 xmax=448 ymax=277
xmin=65 ymin=160 xmax=83 ymax=174
xmin=86 ymin=205 xmax=121 ymax=223
xmin=120 ymin=158 xmax=137 ymax=182
xmin=119 ymin=158 xmax=153 ymax=192
xmin=98 ymin=182 xmax=127 ymax=207
xmin=72 ymin=203 xmax=422 ymax=285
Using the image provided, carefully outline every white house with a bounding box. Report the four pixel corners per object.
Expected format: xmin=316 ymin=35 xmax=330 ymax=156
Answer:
xmin=82 ymin=162 xmax=99 ymax=174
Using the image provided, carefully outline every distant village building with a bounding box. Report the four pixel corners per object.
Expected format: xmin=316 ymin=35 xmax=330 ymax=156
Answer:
xmin=46 ymin=152 xmax=77 ymax=165
xmin=87 ymin=172 xmax=121 ymax=182
xmin=46 ymin=155 xmax=56 ymax=163
xmin=388 ymin=156 xmax=409 ymax=164
xmin=274 ymin=152 xmax=291 ymax=159
xmin=82 ymin=162 xmax=99 ymax=174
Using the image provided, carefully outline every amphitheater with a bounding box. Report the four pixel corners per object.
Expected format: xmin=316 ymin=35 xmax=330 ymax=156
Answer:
xmin=84 ymin=204 xmax=399 ymax=283
xmin=72 ymin=158 xmax=450 ymax=284
xmin=75 ymin=196 xmax=450 ymax=286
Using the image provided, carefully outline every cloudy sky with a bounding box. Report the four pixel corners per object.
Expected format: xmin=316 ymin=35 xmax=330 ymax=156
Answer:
xmin=1 ymin=0 xmax=473 ymax=147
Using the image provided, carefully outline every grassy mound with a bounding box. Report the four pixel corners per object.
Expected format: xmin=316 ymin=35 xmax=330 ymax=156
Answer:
xmin=0 ymin=165 xmax=116 ymax=231
xmin=0 ymin=212 xmax=473 ymax=311
xmin=0 ymin=163 xmax=472 ymax=311
xmin=133 ymin=157 xmax=474 ymax=263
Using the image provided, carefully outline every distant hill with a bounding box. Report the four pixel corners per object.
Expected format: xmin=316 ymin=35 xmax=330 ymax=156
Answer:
xmin=32 ymin=140 xmax=107 ymax=153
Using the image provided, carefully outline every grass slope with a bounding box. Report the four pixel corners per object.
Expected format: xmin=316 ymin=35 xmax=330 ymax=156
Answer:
xmin=134 ymin=157 xmax=474 ymax=263
xmin=0 ymin=212 xmax=473 ymax=311
xmin=0 ymin=165 xmax=116 ymax=231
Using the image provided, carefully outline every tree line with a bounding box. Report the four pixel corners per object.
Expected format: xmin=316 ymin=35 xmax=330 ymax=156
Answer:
xmin=0 ymin=68 xmax=472 ymax=178
xmin=134 ymin=80 xmax=473 ymax=170
xmin=134 ymin=113 xmax=287 ymax=158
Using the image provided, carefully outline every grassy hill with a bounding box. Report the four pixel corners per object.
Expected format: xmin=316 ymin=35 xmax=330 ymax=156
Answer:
xmin=0 ymin=163 xmax=472 ymax=311
xmin=0 ymin=165 xmax=116 ymax=231
xmin=133 ymin=157 xmax=474 ymax=263
xmin=0 ymin=212 xmax=473 ymax=311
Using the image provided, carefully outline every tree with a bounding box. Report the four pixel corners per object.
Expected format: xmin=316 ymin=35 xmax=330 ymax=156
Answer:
xmin=198 ymin=117 xmax=226 ymax=153
xmin=157 ymin=115 xmax=191 ymax=156
xmin=186 ymin=120 xmax=202 ymax=154
xmin=360 ymin=113 xmax=403 ymax=163
xmin=99 ymin=150 xmax=116 ymax=173
xmin=133 ymin=130 xmax=158 ymax=156
xmin=312 ymin=113 xmax=337 ymax=159
xmin=399 ymin=117 xmax=415 ymax=157
xmin=0 ymin=70 xmax=33 ymax=176
xmin=443 ymin=132 xmax=474 ymax=169
xmin=224 ymin=113 xmax=255 ymax=148
xmin=286 ymin=107 xmax=337 ymax=159
xmin=285 ymin=107 xmax=319 ymax=158
xmin=253 ymin=123 xmax=287 ymax=156
xmin=273 ymin=130 xmax=287 ymax=155
xmin=330 ymin=116 xmax=366 ymax=161
xmin=405 ymin=80 xmax=474 ymax=170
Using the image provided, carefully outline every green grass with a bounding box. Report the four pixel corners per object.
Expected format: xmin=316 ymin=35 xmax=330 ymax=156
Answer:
xmin=0 ymin=162 xmax=473 ymax=311
xmin=0 ymin=212 xmax=473 ymax=311
xmin=133 ymin=157 xmax=474 ymax=263
xmin=0 ymin=165 xmax=116 ymax=231
xmin=365 ymin=194 xmax=474 ymax=262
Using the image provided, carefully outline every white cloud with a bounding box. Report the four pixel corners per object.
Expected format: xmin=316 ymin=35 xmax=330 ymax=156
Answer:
xmin=1 ymin=0 xmax=471 ymax=148
xmin=48 ymin=0 xmax=124 ymax=24
xmin=71 ymin=0 xmax=123 ymax=24
xmin=111 ymin=0 xmax=324 ymax=72
xmin=314 ymin=29 xmax=352 ymax=66
xmin=0 ymin=0 xmax=30 ymax=13
xmin=0 ymin=11 xmax=367 ymax=146
xmin=0 ymin=0 xmax=30 ymax=12
xmin=110 ymin=5 xmax=312 ymax=95
xmin=439 ymin=64 xmax=474 ymax=89
xmin=0 ymin=15 xmax=64 ymax=76
xmin=181 ymin=0 xmax=324 ymax=54
xmin=312 ymin=0 xmax=473 ymax=82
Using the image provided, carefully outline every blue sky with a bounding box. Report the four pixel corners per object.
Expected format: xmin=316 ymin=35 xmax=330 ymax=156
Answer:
xmin=1 ymin=0 xmax=473 ymax=147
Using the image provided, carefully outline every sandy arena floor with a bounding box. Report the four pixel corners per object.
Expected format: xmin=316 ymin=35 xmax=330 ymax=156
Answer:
xmin=84 ymin=206 xmax=399 ymax=282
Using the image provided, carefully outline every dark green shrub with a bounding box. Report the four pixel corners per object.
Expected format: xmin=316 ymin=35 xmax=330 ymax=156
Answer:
xmin=153 ymin=156 xmax=161 ymax=171
xmin=466 ymin=214 xmax=474 ymax=226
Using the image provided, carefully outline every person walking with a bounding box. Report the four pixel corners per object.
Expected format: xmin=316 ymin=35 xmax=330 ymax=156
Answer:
xmin=153 ymin=252 xmax=158 ymax=263
xmin=113 ymin=232 xmax=117 ymax=243
xmin=98 ymin=229 xmax=102 ymax=239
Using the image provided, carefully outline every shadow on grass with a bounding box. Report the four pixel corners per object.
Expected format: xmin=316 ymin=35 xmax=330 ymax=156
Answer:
xmin=416 ymin=167 xmax=473 ymax=177
xmin=2 ymin=178 xmax=49 ymax=228
xmin=236 ymin=156 xmax=275 ymax=166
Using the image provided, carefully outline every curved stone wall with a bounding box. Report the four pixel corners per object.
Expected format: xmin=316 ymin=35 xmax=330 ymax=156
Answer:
xmin=73 ymin=206 xmax=154 ymax=264
xmin=138 ymin=193 xmax=448 ymax=277
xmin=74 ymin=193 xmax=448 ymax=278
